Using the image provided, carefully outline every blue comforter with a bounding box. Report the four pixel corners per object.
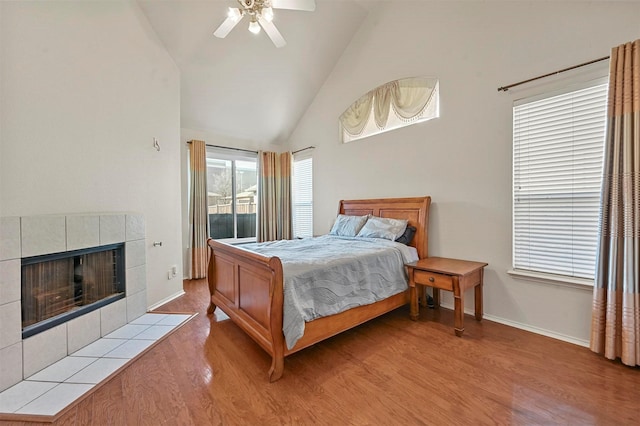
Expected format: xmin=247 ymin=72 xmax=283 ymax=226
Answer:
xmin=240 ymin=235 xmax=418 ymax=349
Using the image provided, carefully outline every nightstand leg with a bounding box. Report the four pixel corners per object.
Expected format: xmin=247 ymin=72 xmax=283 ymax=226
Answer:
xmin=453 ymin=277 xmax=464 ymax=337
xmin=409 ymin=269 xmax=418 ymax=321
xmin=475 ymin=278 xmax=483 ymax=321
xmin=410 ymin=285 xmax=419 ymax=320
xmin=433 ymin=288 xmax=440 ymax=308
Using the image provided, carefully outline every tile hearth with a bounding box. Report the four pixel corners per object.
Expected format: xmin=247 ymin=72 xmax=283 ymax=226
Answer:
xmin=0 ymin=213 xmax=148 ymax=393
xmin=0 ymin=312 xmax=193 ymax=419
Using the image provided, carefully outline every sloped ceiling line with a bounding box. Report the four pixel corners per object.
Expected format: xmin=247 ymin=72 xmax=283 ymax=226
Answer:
xmin=136 ymin=0 xmax=370 ymax=144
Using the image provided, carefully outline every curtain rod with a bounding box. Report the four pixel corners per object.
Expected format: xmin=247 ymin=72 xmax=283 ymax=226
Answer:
xmin=497 ymin=56 xmax=610 ymax=92
xmin=186 ymin=141 xmax=315 ymax=155
xmin=186 ymin=141 xmax=257 ymax=154
xmin=292 ymin=146 xmax=315 ymax=154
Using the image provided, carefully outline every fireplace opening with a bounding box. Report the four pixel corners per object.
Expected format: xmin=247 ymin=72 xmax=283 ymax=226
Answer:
xmin=21 ymin=243 xmax=126 ymax=339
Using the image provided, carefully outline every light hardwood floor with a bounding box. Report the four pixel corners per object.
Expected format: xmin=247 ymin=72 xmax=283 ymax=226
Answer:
xmin=5 ymin=279 xmax=639 ymax=425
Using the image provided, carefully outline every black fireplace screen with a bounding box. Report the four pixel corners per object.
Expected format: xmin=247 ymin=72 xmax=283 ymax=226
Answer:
xmin=21 ymin=243 xmax=125 ymax=338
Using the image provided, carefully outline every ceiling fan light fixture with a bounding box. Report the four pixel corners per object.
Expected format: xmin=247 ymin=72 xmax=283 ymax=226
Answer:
xmin=262 ymin=7 xmax=274 ymax=22
xmin=248 ymin=20 xmax=261 ymax=34
xmin=213 ymin=0 xmax=315 ymax=47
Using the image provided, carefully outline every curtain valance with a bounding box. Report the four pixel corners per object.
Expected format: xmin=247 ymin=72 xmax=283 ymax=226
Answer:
xmin=339 ymin=77 xmax=438 ymax=142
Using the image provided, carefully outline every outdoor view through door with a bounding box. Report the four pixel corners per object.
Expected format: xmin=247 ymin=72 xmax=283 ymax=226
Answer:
xmin=206 ymin=147 xmax=257 ymax=242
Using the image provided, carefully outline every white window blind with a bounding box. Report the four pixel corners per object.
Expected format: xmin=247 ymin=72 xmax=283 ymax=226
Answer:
xmin=513 ymin=81 xmax=607 ymax=280
xmin=293 ymin=153 xmax=313 ymax=238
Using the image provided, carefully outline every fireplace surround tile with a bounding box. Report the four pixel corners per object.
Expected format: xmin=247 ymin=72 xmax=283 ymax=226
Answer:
xmin=66 ymin=310 xmax=101 ymax=355
xmin=0 ymin=217 xmax=21 ymax=261
xmin=99 ymin=215 xmax=125 ymax=245
xmin=100 ymin=298 xmax=127 ymax=337
xmin=66 ymin=215 xmax=100 ymax=251
xmin=126 ymin=265 xmax=146 ymax=295
xmin=127 ymin=289 xmax=147 ymax=323
xmin=0 ymin=301 xmax=21 ymax=349
xmin=0 ymin=343 xmax=22 ymax=392
xmin=125 ymin=214 xmax=145 ymax=241
xmin=21 ymin=216 xmax=66 ymax=258
xmin=125 ymin=240 xmax=146 ymax=269
xmin=0 ymin=212 xmax=147 ymax=393
xmin=0 ymin=259 xmax=20 ymax=305
xmin=23 ymin=324 xmax=68 ymax=378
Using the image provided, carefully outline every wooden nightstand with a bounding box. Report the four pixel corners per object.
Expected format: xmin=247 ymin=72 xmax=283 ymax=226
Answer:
xmin=406 ymin=257 xmax=488 ymax=337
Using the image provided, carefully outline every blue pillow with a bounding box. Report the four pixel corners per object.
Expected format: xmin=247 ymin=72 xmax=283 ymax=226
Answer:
xmin=356 ymin=216 xmax=408 ymax=241
xmin=329 ymin=214 xmax=368 ymax=237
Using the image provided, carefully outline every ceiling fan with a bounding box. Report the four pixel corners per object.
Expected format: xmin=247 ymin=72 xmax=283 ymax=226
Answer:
xmin=213 ymin=0 xmax=316 ymax=48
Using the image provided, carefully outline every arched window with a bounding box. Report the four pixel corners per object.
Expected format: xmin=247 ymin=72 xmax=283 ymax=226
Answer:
xmin=339 ymin=77 xmax=439 ymax=143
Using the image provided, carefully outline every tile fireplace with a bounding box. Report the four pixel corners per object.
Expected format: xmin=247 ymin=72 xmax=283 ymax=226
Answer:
xmin=0 ymin=214 xmax=147 ymax=392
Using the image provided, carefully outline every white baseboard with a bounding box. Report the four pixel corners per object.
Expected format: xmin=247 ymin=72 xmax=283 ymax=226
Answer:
xmin=147 ymin=290 xmax=186 ymax=311
xmin=438 ymin=303 xmax=590 ymax=348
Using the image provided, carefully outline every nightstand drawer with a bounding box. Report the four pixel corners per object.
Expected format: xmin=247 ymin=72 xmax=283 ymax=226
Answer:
xmin=413 ymin=270 xmax=453 ymax=291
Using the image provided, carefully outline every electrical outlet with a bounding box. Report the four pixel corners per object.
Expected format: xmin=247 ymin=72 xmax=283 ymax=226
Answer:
xmin=171 ymin=265 xmax=178 ymax=277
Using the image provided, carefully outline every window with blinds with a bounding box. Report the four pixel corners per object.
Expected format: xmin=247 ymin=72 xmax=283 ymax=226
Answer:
xmin=513 ymin=80 xmax=607 ymax=281
xmin=293 ymin=153 xmax=313 ymax=238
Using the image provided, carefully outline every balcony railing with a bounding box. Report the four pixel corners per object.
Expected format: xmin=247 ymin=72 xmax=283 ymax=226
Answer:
xmin=208 ymin=202 xmax=256 ymax=214
xmin=209 ymin=211 xmax=256 ymax=240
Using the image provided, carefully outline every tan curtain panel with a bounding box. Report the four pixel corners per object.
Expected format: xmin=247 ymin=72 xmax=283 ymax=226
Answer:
xmin=188 ymin=140 xmax=209 ymax=279
xmin=590 ymin=39 xmax=640 ymax=366
xmin=258 ymin=151 xmax=277 ymax=242
xmin=278 ymin=151 xmax=292 ymax=240
xmin=258 ymin=151 xmax=292 ymax=242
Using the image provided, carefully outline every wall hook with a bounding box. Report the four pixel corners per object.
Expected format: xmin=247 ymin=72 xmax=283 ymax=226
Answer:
xmin=153 ymin=137 xmax=160 ymax=152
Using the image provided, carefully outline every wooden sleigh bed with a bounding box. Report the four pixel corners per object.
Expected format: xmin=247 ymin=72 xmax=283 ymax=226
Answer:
xmin=206 ymin=196 xmax=431 ymax=381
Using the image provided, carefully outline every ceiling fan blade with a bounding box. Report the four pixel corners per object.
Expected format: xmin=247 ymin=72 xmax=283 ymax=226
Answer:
xmin=270 ymin=0 xmax=316 ymax=12
xmin=213 ymin=13 xmax=243 ymax=38
xmin=258 ymin=17 xmax=286 ymax=48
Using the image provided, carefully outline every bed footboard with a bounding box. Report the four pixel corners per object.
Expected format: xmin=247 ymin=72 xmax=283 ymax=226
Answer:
xmin=206 ymin=238 xmax=285 ymax=382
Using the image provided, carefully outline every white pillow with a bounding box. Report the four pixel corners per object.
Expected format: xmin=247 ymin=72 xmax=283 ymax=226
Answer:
xmin=329 ymin=214 xmax=369 ymax=237
xmin=356 ymin=216 xmax=408 ymax=241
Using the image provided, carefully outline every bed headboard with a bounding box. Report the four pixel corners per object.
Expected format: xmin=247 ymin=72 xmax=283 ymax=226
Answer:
xmin=338 ymin=196 xmax=431 ymax=260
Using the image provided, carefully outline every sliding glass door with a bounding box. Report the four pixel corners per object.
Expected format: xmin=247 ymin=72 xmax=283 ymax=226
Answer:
xmin=206 ymin=147 xmax=257 ymax=242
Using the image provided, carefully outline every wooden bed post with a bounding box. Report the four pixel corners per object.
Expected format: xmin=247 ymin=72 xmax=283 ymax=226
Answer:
xmin=268 ymin=257 xmax=285 ymax=382
xmin=206 ymin=238 xmax=217 ymax=315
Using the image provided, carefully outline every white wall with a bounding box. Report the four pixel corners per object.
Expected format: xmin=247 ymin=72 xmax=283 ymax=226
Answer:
xmin=288 ymin=1 xmax=640 ymax=345
xmin=0 ymin=2 xmax=3 ymax=218
xmin=0 ymin=1 xmax=183 ymax=308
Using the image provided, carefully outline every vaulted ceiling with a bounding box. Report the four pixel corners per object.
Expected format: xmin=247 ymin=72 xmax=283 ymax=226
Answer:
xmin=137 ymin=0 xmax=371 ymax=144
